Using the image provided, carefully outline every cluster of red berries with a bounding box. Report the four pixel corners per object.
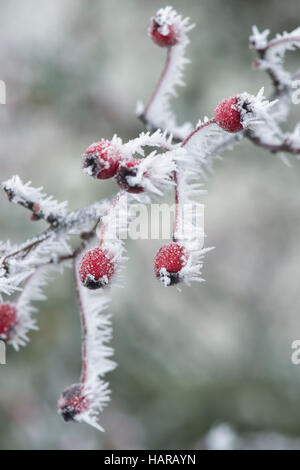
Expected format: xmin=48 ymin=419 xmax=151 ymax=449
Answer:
xmin=0 ymin=302 xmax=17 ymax=342
xmin=79 ymin=243 xmax=189 ymax=290
xmin=58 ymin=383 xmax=88 ymax=422
xmin=83 ymin=141 xmax=145 ymax=194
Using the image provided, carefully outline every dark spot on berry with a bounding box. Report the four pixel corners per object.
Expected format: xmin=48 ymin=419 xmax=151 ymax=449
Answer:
xmin=84 ymin=275 xmax=107 ymax=290
xmin=60 ymin=405 xmax=77 ymax=422
xmin=160 ymin=271 xmax=180 ymax=286
xmin=83 ymin=154 xmax=98 ymax=177
xmin=116 ymin=165 xmax=143 ymax=193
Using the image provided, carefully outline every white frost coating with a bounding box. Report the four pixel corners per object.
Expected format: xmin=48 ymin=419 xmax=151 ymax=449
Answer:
xmin=238 ymin=89 xmax=293 ymax=156
xmin=181 ymin=89 xmax=279 ymax=175
xmin=182 ymin=120 xmax=237 ymax=177
xmin=2 ymin=175 xmax=68 ymax=220
xmin=174 ymin=168 xmax=213 ymax=286
xmin=250 ymin=26 xmax=300 ymax=88
xmin=137 ymin=6 xmax=194 ymax=139
xmin=82 ymin=135 xmax=123 ymax=177
xmin=250 ymin=26 xmax=270 ymax=50
xmin=73 ymin=261 xmax=116 ymax=432
xmin=99 ymin=192 xmax=128 ymax=281
xmin=237 ymin=88 xmax=277 ymax=129
xmin=0 ymin=268 xmax=31 ymax=300
xmin=127 ymin=148 xmax=179 ymax=196
xmin=123 ymin=129 xmax=174 ymax=157
xmin=8 ymin=267 xmax=49 ymax=350
xmin=287 ymin=124 xmax=300 ymax=152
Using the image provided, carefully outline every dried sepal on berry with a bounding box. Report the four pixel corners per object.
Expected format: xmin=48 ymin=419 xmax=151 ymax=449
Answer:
xmin=116 ymin=150 xmax=177 ymax=196
xmin=82 ymin=136 xmax=122 ymax=180
xmin=58 ymin=384 xmax=89 ymax=423
xmin=116 ymin=159 xmax=145 ymax=194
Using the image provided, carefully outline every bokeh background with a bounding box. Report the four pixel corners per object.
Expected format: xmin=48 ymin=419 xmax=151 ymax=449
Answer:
xmin=0 ymin=0 xmax=300 ymax=450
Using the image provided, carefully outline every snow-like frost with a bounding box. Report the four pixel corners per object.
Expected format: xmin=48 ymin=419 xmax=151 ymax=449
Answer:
xmin=250 ymin=26 xmax=300 ymax=88
xmin=2 ymin=175 xmax=68 ymax=220
xmin=70 ymin=260 xmax=116 ymax=432
xmin=8 ymin=267 xmax=49 ymax=350
xmin=137 ymin=6 xmax=194 ymax=139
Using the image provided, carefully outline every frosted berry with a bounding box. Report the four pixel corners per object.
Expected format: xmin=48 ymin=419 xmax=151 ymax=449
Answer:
xmin=214 ymin=96 xmax=244 ymax=133
xmin=58 ymin=384 xmax=88 ymax=422
xmin=154 ymin=243 xmax=187 ymax=286
xmin=82 ymin=140 xmax=121 ymax=180
xmin=116 ymin=158 xmax=144 ymax=194
xmin=0 ymin=302 xmax=17 ymax=341
xmin=79 ymin=247 xmax=115 ymax=289
xmin=149 ymin=18 xmax=178 ymax=47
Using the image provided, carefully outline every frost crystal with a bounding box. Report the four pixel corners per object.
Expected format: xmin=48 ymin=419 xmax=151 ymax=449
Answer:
xmin=2 ymin=175 xmax=68 ymax=222
xmin=137 ymin=6 xmax=194 ymax=139
xmin=60 ymin=260 xmax=116 ymax=431
xmin=8 ymin=268 xmax=49 ymax=350
xmin=250 ymin=26 xmax=300 ymax=88
xmin=0 ymin=6 xmax=299 ymax=433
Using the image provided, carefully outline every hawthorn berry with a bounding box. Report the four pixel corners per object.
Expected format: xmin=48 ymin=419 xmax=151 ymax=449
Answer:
xmin=116 ymin=158 xmax=145 ymax=194
xmin=82 ymin=140 xmax=121 ymax=180
xmin=149 ymin=18 xmax=178 ymax=47
xmin=214 ymin=96 xmax=244 ymax=133
xmin=58 ymin=384 xmax=88 ymax=422
xmin=0 ymin=302 xmax=17 ymax=342
xmin=154 ymin=243 xmax=187 ymax=286
xmin=79 ymin=247 xmax=115 ymax=289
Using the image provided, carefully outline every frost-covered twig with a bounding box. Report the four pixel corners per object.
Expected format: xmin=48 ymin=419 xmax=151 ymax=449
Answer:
xmin=2 ymin=175 xmax=68 ymax=226
xmin=0 ymin=267 xmax=49 ymax=349
xmin=250 ymin=25 xmax=300 ymax=94
xmin=58 ymin=256 xmax=116 ymax=431
xmin=1 ymin=6 xmax=300 ymax=434
xmin=137 ymin=6 xmax=194 ymax=140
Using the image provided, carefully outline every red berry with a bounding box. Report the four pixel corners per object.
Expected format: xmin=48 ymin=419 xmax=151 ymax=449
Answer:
xmin=214 ymin=96 xmax=244 ymax=133
xmin=58 ymin=384 xmax=88 ymax=422
xmin=82 ymin=140 xmax=121 ymax=180
xmin=154 ymin=243 xmax=187 ymax=286
xmin=0 ymin=302 xmax=17 ymax=341
xmin=116 ymin=158 xmax=145 ymax=194
xmin=149 ymin=18 xmax=178 ymax=47
xmin=79 ymin=248 xmax=115 ymax=289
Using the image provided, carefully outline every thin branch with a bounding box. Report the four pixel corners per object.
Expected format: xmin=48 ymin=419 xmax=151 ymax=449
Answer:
xmin=246 ymin=129 xmax=300 ymax=154
xmin=138 ymin=47 xmax=172 ymax=125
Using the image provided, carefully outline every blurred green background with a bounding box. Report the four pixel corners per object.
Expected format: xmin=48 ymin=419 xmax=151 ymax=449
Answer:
xmin=0 ymin=0 xmax=300 ymax=450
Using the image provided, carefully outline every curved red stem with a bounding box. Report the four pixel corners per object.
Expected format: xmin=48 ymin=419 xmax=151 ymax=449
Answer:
xmin=73 ymin=261 xmax=88 ymax=384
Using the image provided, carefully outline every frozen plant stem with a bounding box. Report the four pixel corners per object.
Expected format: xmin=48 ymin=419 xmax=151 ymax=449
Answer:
xmin=140 ymin=47 xmax=172 ymax=126
xmin=0 ymin=6 xmax=300 ymax=431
